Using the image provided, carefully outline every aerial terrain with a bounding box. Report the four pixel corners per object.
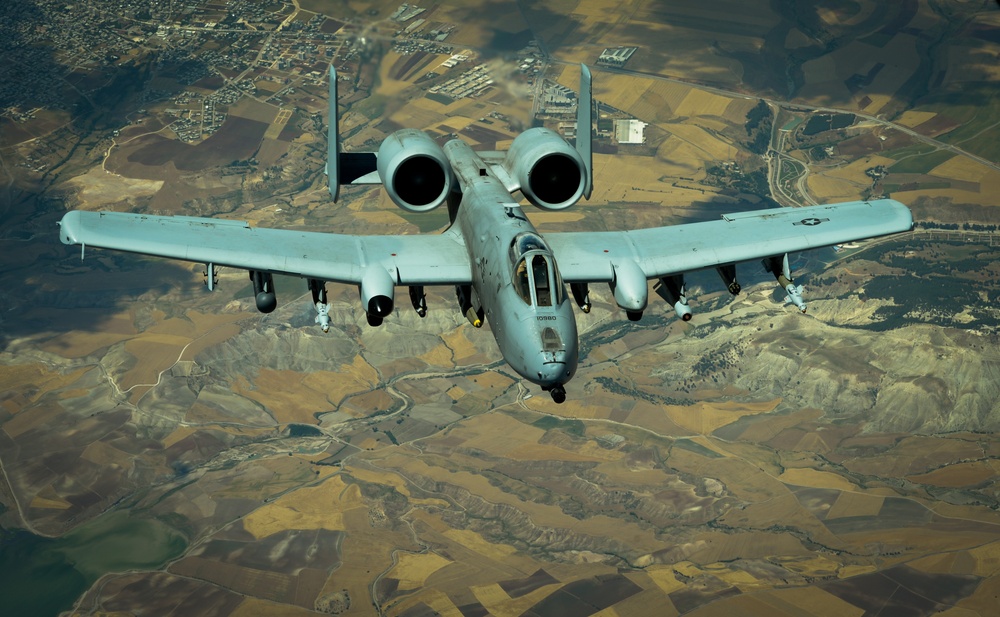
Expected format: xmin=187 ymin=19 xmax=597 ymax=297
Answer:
xmin=2 ymin=0 xmax=1000 ymax=615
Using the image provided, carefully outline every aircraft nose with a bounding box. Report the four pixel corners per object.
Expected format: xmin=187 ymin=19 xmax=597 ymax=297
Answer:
xmin=532 ymin=350 xmax=573 ymax=386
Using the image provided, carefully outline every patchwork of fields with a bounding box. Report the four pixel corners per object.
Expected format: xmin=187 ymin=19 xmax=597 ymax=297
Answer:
xmin=2 ymin=0 xmax=999 ymax=615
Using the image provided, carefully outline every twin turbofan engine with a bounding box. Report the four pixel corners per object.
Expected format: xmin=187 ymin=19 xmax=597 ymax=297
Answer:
xmin=377 ymin=128 xmax=587 ymax=212
xmin=377 ymin=129 xmax=453 ymax=212
xmin=503 ymin=127 xmax=587 ymax=211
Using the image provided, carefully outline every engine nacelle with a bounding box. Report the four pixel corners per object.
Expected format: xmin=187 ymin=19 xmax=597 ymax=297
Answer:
xmin=360 ymin=267 xmax=395 ymax=327
xmin=377 ymin=129 xmax=453 ymax=212
xmin=504 ymin=127 xmax=586 ymax=211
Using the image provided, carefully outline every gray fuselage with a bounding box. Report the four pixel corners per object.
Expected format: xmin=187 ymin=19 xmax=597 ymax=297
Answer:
xmin=446 ymin=140 xmax=579 ymax=390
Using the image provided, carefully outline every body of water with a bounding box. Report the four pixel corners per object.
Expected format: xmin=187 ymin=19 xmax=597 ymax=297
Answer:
xmin=0 ymin=511 xmax=187 ymax=616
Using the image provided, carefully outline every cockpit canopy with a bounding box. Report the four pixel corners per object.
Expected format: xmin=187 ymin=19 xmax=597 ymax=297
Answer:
xmin=511 ymin=232 xmax=547 ymax=257
xmin=509 ymin=233 xmax=563 ymax=307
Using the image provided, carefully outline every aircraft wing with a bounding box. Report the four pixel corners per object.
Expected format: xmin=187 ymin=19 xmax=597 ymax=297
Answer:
xmin=546 ymin=199 xmax=913 ymax=282
xmin=58 ymin=210 xmax=472 ymax=286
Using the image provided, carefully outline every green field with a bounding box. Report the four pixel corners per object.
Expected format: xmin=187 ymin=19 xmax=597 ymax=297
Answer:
xmin=886 ymin=149 xmax=955 ymax=174
xmin=914 ymin=84 xmax=1000 ymax=161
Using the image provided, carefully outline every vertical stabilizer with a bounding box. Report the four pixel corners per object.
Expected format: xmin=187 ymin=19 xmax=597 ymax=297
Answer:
xmin=577 ymin=64 xmax=593 ymax=200
xmin=327 ymin=65 xmax=340 ymax=202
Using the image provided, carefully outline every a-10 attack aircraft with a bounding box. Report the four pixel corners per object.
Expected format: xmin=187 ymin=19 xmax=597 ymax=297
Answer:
xmin=59 ymin=65 xmax=913 ymax=403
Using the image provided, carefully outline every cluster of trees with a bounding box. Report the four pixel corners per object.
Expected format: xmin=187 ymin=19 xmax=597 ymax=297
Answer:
xmin=704 ymin=165 xmax=771 ymax=198
xmin=744 ymin=100 xmax=772 ymax=155
xmin=532 ymin=415 xmax=586 ymax=438
xmin=593 ymin=377 xmax=692 ymax=406
xmin=916 ymin=221 xmax=999 ymax=232
xmin=862 ymin=273 xmax=997 ymax=332
xmin=691 ymin=349 xmax=739 ymax=379
xmin=802 ymin=113 xmax=855 ymax=136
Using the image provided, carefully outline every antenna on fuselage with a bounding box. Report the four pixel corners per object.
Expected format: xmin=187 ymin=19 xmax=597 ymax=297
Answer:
xmin=577 ymin=64 xmax=593 ymax=200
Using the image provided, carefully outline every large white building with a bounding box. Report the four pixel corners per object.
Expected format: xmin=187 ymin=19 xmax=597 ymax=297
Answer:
xmin=615 ymin=119 xmax=648 ymax=144
xmin=598 ymin=47 xmax=637 ymax=67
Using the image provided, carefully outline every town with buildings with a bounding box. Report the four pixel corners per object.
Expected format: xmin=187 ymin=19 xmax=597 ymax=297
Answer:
xmin=3 ymin=1 xmax=469 ymax=145
xmin=2 ymin=0 xmax=650 ymax=175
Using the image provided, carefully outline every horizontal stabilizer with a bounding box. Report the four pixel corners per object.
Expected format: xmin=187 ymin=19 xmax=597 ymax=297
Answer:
xmin=328 ymin=65 xmax=379 ymax=200
xmin=340 ymin=152 xmax=378 ymax=184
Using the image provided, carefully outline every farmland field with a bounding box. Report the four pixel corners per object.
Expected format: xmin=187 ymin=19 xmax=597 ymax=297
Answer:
xmin=5 ymin=0 xmax=1000 ymax=616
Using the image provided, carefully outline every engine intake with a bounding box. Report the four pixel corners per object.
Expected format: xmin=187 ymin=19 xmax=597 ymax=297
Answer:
xmin=504 ymin=128 xmax=586 ymax=211
xmin=377 ymin=129 xmax=453 ymax=212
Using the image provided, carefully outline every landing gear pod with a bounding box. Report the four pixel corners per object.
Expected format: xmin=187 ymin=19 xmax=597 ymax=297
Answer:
xmin=250 ymin=271 xmax=277 ymax=313
xmin=360 ymin=267 xmax=395 ymax=326
xmin=378 ymin=129 xmax=453 ymax=213
xmin=609 ymin=260 xmax=647 ymax=320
